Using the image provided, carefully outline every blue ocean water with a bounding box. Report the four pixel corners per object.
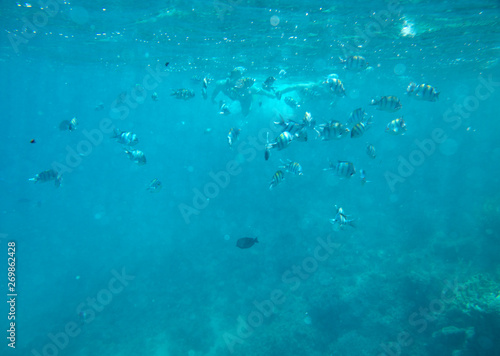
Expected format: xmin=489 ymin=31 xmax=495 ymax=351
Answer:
xmin=1 ymin=1 xmax=500 ymax=355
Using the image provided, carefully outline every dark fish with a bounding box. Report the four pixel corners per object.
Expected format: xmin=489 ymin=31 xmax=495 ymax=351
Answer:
xmin=30 ymin=139 xmax=36 ymax=143
xmin=165 ymin=62 xmax=169 ymax=67
xmin=236 ymin=237 xmax=259 ymax=249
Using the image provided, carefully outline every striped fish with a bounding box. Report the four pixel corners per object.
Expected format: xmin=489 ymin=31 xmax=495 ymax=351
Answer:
xmin=269 ymin=170 xmax=285 ymax=190
xmin=406 ymin=82 xmax=440 ymax=102
xmin=348 ymin=108 xmax=369 ymax=125
xmin=316 ymin=121 xmax=349 ymax=141
xmin=370 ymin=96 xmax=402 ymax=112
xmin=279 ymin=159 xmax=303 ymax=176
xmin=366 ymin=144 xmax=376 ymax=159
xmin=350 ymin=117 xmax=373 ymax=138
xmin=386 ymin=117 xmax=407 ymax=135
xmin=125 ymin=149 xmax=147 ymax=165
xmin=330 ymin=205 xmax=355 ymax=228
xmin=29 ymin=169 xmax=63 ymax=188
xmin=284 ymin=96 xmax=300 ymax=109
xmin=228 ymin=128 xmax=240 ymax=147
xmin=303 ymin=112 xmax=316 ymax=128
xmin=324 ymin=160 xmax=356 ymax=178
xmin=267 ymin=131 xmax=293 ymax=151
xmin=274 ymin=115 xmax=306 ymax=137
xmin=328 ymin=78 xmax=346 ymax=97
xmin=340 ymin=55 xmax=368 ymax=71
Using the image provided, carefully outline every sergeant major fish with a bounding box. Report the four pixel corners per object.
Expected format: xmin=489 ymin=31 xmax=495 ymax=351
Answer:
xmin=340 ymin=55 xmax=369 ymax=71
xmin=330 ymin=205 xmax=355 ymax=229
xmin=370 ymin=96 xmax=402 ymax=112
xmin=269 ymin=170 xmax=285 ymax=190
xmin=29 ymin=169 xmax=62 ymax=188
xmin=406 ymin=82 xmax=440 ymax=101
xmin=113 ymin=129 xmax=139 ymax=146
xmin=316 ymin=121 xmax=349 ymax=141
xmin=147 ymin=178 xmax=162 ymax=192
xmin=386 ymin=117 xmax=407 ymax=135
xmin=279 ymin=159 xmax=303 ymax=176
xmin=228 ymin=128 xmax=240 ymax=147
xmin=171 ymin=88 xmax=195 ymax=100
xmin=324 ymin=160 xmax=356 ymax=178
xmin=125 ymin=149 xmax=146 ymax=165
xmin=284 ymin=96 xmax=300 ymax=109
xmin=366 ymin=144 xmax=376 ymax=159
xmin=266 ymin=131 xmax=293 ymax=151
xmin=327 ymin=78 xmax=346 ymax=97
xmin=350 ymin=117 xmax=373 ymax=138
xmin=59 ymin=117 xmax=78 ymax=131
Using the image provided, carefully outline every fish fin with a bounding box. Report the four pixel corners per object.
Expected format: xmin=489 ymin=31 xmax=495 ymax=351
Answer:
xmin=329 ymin=219 xmax=336 ymax=224
xmin=436 ymin=92 xmax=440 ymax=100
xmin=254 ymin=238 xmax=259 ymax=243
xmin=28 ymin=177 xmax=36 ymax=182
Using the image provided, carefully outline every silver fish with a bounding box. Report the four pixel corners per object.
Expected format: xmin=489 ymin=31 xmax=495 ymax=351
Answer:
xmin=267 ymin=131 xmax=293 ymax=151
xmin=386 ymin=117 xmax=407 ymax=135
xmin=406 ymin=82 xmax=439 ymax=101
xmin=366 ymin=144 xmax=376 ymax=159
xmin=171 ymin=88 xmax=195 ymax=100
xmin=330 ymin=205 xmax=355 ymax=228
xmin=324 ymin=160 xmax=356 ymax=178
xmin=279 ymin=159 xmax=303 ymax=176
xmin=269 ymin=170 xmax=285 ymax=190
xmin=125 ymin=149 xmax=146 ymax=165
xmin=340 ymin=55 xmax=369 ymax=71
xmin=370 ymin=96 xmax=402 ymax=112
xmin=29 ymin=169 xmax=62 ymax=188
xmin=113 ymin=129 xmax=139 ymax=146
xmin=228 ymin=128 xmax=240 ymax=147
xmin=147 ymin=178 xmax=162 ymax=192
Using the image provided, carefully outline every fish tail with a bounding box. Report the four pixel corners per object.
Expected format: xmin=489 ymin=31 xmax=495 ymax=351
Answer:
xmin=254 ymin=238 xmax=259 ymax=243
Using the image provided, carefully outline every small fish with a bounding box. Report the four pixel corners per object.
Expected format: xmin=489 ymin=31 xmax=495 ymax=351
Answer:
xmin=262 ymin=76 xmax=276 ymax=91
xmin=94 ymin=102 xmax=105 ymax=111
xmin=330 ymin=205 xmax=355 ymax=228
xmin=171 ymin=88 xmax=195 ymax=100
xmin=59 ymin=117 xmax=78 ymax=131
xmin=165 ymin=62 xmax=169 ymax=67
xmin=113 ymin=129 xmax=139 ymax=146
xmin=234 ymin=77 xmax=255 ymax=89
xmin=219 ymin=100 xmax=231 ymax=115
xmin=386 ymin=117 xmax=407 ymax=135
xmin=315 ymin=121 xmax=349 ymax=141
xmin=324 ymin=160 xmax=356 ymax=178
xmin=236 ymin=237 xmax=259 ymax=249
xmin=265 ymin=133 xmax=271 ymax=160
xmin=340 ymin=55 xmax=369 ymax=71
xmin=202 ymin=77 xmax=209 ymax=100
xmin=370 ymin=96 xmax=402 ymax=112
xmin=274 ymin=115 xmax=306 ymax=137
xmin=350 ymin=117 xmax=373 ymax=138
xmin=303 ymin=112 xmax=316 ymax=128
xmin=269 ymin=170 xmax=285 ymax=190
xmin=125 ymin=149 xmax=147 ymax=165
xmin=327 ymin=78 xmax=346 ymax=97
xmin=29 ymin=169 xmax=62 ymax=188
xmin=359 ymin=169 xmax=371 ymax=185
xmin=267 ymin=131 xmax=293 ymax=151
xmin=30 ymin=139 xmax=36 ymax=144
xmin=366 ymin=144 xmax=376 ymax=159
xmin=151 ymin=92 xmax=159 ymax=101
xmin=279 ymin=159 xmax=303 ymax=175
xmin=228 ymin=128 xmax=240 ymax=147
xmin=348 ymin=108 xmax=368 ymax=126
xmin=406 ymin=82 xmax=440 ymax=101
xmin=284 ymin=96 xmax=300 ymax=109
xmin=147 ymin=178 xmax=162 ymax=193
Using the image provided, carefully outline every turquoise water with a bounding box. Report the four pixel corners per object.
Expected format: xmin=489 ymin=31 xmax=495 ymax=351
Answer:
xmin=1 ymin=1 xmax=500 ymax=355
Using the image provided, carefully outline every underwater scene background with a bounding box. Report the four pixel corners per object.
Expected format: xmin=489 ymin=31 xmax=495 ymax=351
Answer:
xmin=1 ymin=0 xmax=500 ymax=355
